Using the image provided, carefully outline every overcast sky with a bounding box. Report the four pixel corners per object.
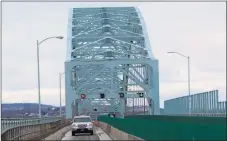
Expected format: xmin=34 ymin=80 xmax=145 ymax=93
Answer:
xmin=2 ymin=2 xmax=226 ymax=107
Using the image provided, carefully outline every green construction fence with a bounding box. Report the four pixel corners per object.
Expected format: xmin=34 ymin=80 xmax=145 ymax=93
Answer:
xmin=98 ymin=115 xmax=226 ymax=140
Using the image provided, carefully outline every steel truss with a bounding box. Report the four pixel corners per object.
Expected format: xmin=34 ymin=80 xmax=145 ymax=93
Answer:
xmin=65 ymin=7 xmax=160 ymax=119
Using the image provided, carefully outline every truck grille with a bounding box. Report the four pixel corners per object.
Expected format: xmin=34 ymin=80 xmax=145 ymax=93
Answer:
xmin=78 ymin=124 xmax=87 ymax=128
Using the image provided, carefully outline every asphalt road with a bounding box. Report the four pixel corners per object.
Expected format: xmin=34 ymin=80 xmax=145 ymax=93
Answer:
xmin=61 ymin=127 xmax=100 ymax=140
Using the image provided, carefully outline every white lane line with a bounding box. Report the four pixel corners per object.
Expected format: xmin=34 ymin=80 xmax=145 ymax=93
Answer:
xmin=95 ymin=127 xmax=112 ymax=140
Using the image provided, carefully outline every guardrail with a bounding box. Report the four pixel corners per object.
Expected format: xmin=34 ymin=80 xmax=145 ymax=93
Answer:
xmin=1 ymin=117 xmax=63 ymax=133
xmin=98 ymin=121 xmax=144 ymax=140
xmin=167 ymin=113 xmax=227 ymax=117
xmin=1 ymin=118 xmax=71 ymax=140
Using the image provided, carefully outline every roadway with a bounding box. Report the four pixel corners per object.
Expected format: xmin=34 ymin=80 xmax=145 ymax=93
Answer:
xmin=61 ymin=127 xmax=112 ymax=140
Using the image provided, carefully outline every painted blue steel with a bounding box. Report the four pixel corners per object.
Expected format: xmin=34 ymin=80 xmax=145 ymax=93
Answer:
xmin=218 ymin=101 xmax=226 ymax=113
xmin=164 ymin=90 xmax=226 ymax=116
xmin=65 ymin=7 xmax=160 ymax=119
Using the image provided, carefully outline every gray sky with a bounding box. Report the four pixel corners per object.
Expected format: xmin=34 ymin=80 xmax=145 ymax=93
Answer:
xmin=2 ymin=2 xmax=226 ymax=107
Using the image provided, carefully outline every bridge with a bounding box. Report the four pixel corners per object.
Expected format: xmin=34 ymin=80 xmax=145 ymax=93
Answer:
xmin=1 ymin=7 xmax=226 ymax=141
xmin=65 ymin=6 xmax=159 ymax=119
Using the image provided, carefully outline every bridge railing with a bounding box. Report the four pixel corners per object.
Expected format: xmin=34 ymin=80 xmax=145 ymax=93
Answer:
xmin=1 ymin=117 xmax=70 ymax=140
xmin=165 ymin=113 xmax=227 ymax=117
xmin=1 ymin=117 xmax=63 ymax=133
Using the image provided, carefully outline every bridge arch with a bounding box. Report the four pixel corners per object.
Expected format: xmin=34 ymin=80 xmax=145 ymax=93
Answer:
xmin=65 ymin=7 xmax=160 ymax=119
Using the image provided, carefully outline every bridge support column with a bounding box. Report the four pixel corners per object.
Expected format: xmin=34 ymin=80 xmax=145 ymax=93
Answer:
xmin=120 ymin=98 xmax=125 ymax=118
xmin=148 ymin=59 xmax=160 ymax=115
xmin=65 ymin=61 xmax=75 ymax=119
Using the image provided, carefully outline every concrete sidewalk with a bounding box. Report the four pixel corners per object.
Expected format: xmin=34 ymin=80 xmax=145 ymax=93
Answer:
xmin=96 ymin=127 xmax=112 ymax=140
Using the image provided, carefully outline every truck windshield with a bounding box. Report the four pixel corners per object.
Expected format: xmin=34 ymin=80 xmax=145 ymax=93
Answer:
xmin=74 ymin=117 xmax=91 ymax=122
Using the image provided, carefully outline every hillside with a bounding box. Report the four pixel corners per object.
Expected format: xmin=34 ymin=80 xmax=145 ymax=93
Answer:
xmin=1 ymin=103 xmax=65 ymax=118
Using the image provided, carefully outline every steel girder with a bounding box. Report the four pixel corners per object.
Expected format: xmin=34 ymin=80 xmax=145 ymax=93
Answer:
xmin=65 ymin=7 xmax=160 ymax=119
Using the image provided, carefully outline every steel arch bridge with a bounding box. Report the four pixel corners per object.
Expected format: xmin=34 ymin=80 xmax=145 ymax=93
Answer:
xmin=65 ymin=7 xmax=160 ymax=119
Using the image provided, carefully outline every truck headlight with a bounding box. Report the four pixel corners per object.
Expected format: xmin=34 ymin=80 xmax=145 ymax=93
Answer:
xmin=72 ymin=124 xmax=78 ymax=127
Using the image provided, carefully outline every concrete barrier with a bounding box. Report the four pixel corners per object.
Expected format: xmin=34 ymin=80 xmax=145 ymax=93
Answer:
xmin=43 ymin=125 xmax=71 ymax=140
xmin=98 ymin=121 xmax=144 ymax=140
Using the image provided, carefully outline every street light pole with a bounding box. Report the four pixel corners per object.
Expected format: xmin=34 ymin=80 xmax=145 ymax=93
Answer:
xmin=59 ymin=72 xmax=65 ymax=116
xmin=37 ymin=36 xmax=63 ymax=118
xmin=187 ymin=56 xmax=191 ymax=116
xmin=167 ymin=52 xmax=191 ymax=116
xmin=37 ymin=40 xmax=41 ymax=118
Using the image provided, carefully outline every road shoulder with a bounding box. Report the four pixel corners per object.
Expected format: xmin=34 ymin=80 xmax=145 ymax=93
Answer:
xmin=96 ymin=127 xmax=112 ymax=140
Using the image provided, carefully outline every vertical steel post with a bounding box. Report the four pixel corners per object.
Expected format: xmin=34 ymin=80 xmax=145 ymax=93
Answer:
xmin=37 ymin=40 xmax=41 ymax=118
xmin=133 ymin=98 xmax=134 ymax=115
xmin=59 ymin=73 xmax=62 ymax=116
xmin=188 ymin=56 xmax=191 ymax=116
xmin=144 ymin=97 xmax=145 ymax=115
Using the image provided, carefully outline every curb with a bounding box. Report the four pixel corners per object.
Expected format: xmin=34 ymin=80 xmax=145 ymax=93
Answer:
xmin=98 ymin=121 xmax=144 ymax=140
